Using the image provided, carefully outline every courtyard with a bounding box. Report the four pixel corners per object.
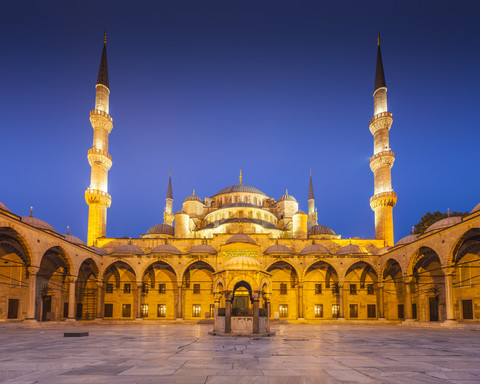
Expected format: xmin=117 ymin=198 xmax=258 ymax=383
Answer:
xmin=0 ymin=324 xmax=479 ymax=383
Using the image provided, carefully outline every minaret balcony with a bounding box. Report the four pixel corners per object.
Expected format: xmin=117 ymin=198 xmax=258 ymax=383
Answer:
xmin=85 ymin=188 xmax=112 ymax=207
xmin=369 ymin=111 xmax=393 ymax=136
xmin=90 ymin=109 xmax=113 ymax=133
xmin=369 ymin=150 xmax=395 ymax=172
xmin=370 ymin=191 xmax=397 ymax=209
xmin=87 ymin=148 xmax=113 ymax=170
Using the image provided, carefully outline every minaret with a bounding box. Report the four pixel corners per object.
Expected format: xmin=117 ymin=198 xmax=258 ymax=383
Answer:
xmin=369 ymin=35 xmax=396 ymax=246
xmin=85 ymin=33 xmax=113 ymax=245
xmin=164 ymin=172 xmax=174 ymax=225
xmin=307 ymin=170 xmax=317 ymax=229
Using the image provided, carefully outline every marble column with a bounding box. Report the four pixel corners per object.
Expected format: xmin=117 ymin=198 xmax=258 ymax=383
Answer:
xmin=225 ymin=293 xmax=232 ymax=333
xmin=25 ymin=267 xmax=37 ymax=321
xmin=338 ymin=285 xmax=344 ymax=319
xmin=135 ymin=282 xmax=142 ymax=319
xmin=297 ymin=283 xmax=304 ymax=319
xmin=445 ymin=273 xmax=456 ymax=322
xmin=96 ymin=281 xmax=104 ymax=319
xmin=213 ymin=297 xmax=220 ymax=332
xmin=266 ymin=300 xmax=271 ymax=333
xmin=253 ymin=297 xmax=260 ymax=334
xmin=378 ymin=284 xmax=385 ymax=319
xmin=404 ymin=281 xmax=413 ymax=320
xmin=177 ymin=286 xmax=183 ymax=319
xmin=66 ymin=277 xmax=76 ymax=321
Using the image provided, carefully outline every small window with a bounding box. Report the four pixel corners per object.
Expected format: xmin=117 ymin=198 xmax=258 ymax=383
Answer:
xmin=280 ymin=283 xmax=287 ymax=295
xmin=104 ymin=303 xmax=113 ymax=317
xmin=279 ymin=304 xmax=288 ymax=318
xmin=314 ymin=304 xmax=323 ymax=318
xmin=367 ymin=284 xmax=375 ymax=295
xmin=332 ymin=304 xmax=339 ymax=318
xmin=157 ymin=304 xmax=166 ymax=318
xmin=124 ymin=284 xmax=131 ymax=294
xmin=412 ymin=303 xmax=417 ymax=319
xmin=158 ymin=283 xmax=166 ymax=294
xmin=122 ymin=304 xmax=131 ymax=318
xmin=349 ymin=304 xmax=358 ymax=318
xmin=315 ymin=284 xmax=322 ymax=295
xmin=461 ymin=266 xmax=472 ymax=287
xmin=349 ymin=284 xmax=357 ymax=295
xmin=367 ymin=304 xmax=376 ymax=318
xmin=7 ymin=299 xmax=19 ymax=319
xmin=106 ymin=283 xmax=113 ymax=294
xmin=332 ymin=283 xmax=339 ymax=294
xmin=142 ymin=283 xmax=148 ymax=294
xmin=193 ymin=284 xmax=201 ymax=294
xmin=192 ymin=304 xmax=201 ymax=317
xmin=140 ymin=304 xmax=148 ymax=317
xmin=397 ymin=304 xmax=405 ymax=319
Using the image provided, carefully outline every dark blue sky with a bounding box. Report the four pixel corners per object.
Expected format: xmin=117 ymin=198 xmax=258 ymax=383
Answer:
xmin=1 ymin=1 xmax=479 ymax=243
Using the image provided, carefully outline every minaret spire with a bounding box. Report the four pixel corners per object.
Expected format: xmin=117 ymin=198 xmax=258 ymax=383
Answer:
xmin=164 ymin=172 xmax=174 ymax=225
xmin=307 ymin=169 xmax=317 ymax=229
xmin=85 ymin=34 xmax=113 ymax=245
xmin=369 ymin=35 xmax=396 ymax=246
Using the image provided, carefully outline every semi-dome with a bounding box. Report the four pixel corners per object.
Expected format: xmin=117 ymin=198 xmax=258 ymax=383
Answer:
xmin=89 ymin=246 xmax=107 ymax=255
xmin=225 ymin=233 xmax=256 ymax=245
xmin=336 ymin=244 xmax=368 ymax=255
xmin=188 ymin=244 xmax=217 ymax=255
xmin=471 ymin=203 xmax=480 ymax=214
xmin=425 ymin=216 xmax=462 ymax=233
xmin=299 ymin=243 xmax=331 ymax=255
xmin=0 ymin=202 xmax=10 ymax=212
xmin=214 ymin=184 xmax=266 ymax=196
xmin=396 ymin=234 xmax=418 ymax=246
xmin=21 ymin=216 xmax=56 ymax=232
xmin=376 ymin=246 xmax=391 ymax=255
xmin=145 ymin=224 xmax=174 ymax=236
xmin=150 ymin=244 xmax=181 ymax=255
xmin=224 ymin=256 xmax=261 ymax=270
xmin=309 ymin=225 xmax=336 ymax=236
xmin=264 ymin=244 xmax=294 ymax=255
xmin=277 ymin=193 xmax=296 ymax=202
xmin=222 ymin=202 xmax=258 ymax=209
xmin=112 ymin=244 xmax=144 ymax=255
xmin=64 ymin=234 xmax=86 ymax=246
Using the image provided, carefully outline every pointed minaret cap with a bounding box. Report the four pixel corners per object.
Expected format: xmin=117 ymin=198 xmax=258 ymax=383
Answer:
xmin=308 ymin=169 xmax=314 ymax=200
xmin=374 ymin=34 xmax=386 ymax=92
xmin=96 ymin=32 xmax=109 ymax=88
xmin=166 ymin=172 xmax=173 ymax=199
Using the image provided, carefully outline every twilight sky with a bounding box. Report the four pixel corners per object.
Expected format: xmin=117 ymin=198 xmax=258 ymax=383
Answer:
xmin=1 ymin=1 xmax=479 ymax=243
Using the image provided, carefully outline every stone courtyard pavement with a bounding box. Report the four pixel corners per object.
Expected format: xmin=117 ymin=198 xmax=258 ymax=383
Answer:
xmin=1 ymin=323 xmax=480 ymax=383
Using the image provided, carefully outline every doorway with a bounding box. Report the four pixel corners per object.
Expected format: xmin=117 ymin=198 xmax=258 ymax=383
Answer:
xmin=429 ymin=297 xmax=439 ymax=321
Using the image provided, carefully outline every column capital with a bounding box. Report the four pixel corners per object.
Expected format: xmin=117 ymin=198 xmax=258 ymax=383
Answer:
xmin=67 ymin=275 xmax=77 ymax=284
xmin=27 ymin=266 xmax=38 ymax=276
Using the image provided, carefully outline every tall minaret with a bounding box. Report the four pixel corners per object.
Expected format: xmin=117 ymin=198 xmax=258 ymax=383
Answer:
xmin=369 ymin=35 xmax=396 ymax=246
xmin=164 ymin=172 xmax=174 ymax=225
xmin=85 ymin=33 xmax=113 ymax=245
xmin=307 ymin=170 xmax=317 ymax=229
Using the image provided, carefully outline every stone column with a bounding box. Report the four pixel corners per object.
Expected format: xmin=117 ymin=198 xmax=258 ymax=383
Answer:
xmin=213 ymin=296 xmax=220 ymax=332
xmin=25 ymin=267 xmax=37 ymax=321
xmin=177 ymin=286 xmax=183 ymax=319
xmin=297 ymin=283 xmax=304 ymax=319
xmin=266 ymin=298 xmax=271 ymax=334
xmin=253 ymin=295 xmax=260 ymax=334
xmin=404 ymin=281 xmax=413 ymax=321
xmin=135 ymin=282 xmax=142 ymax=319
xmin=96 ymin=281 xmax=104 ymax=320
xmin=378 ymin=284 xmax=385 ymax=319
xmin=337 ymin=285 xmax=345 ymax=319
xmin=445 ymin=273 xmax=456 ymax=322
xmin=66 ymin=276 xmax=77 ymax=322
xmin=225 ymin=292 xmax=232 ymax=333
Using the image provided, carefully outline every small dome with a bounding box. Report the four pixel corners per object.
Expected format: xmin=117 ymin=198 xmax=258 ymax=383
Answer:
xmin=299 ymin=243 xmax=331 ymax=255
xmin=176 ymin=210 xmax=187 ymax=215
xmin=471 ymin=203 xmax=480 ymax=214
xmin=90 ymin=246 xmax=107 ymax=255
xmin=225 ymin=234 xmax=256 ymax=245
xmin=224 ymin=256 xmax=261 ymax=270
xmin=189 ymin=244 xmax=217 ymax=255
xmin=294 ymin=210 xmax=306 ymax=215
xmin=214 ymin=184 xmax=266 ymax=196
xmin=0 ymin=202 xmax=10 ymax=212
xmin=145 ymin=224 xmax=174 ymax=236
xmin=309 ymin=225 xmax=336 ymax=236
xmin=112 ymin=244 xmax=144 ymax=255
xmin=376 ymin=246 xmax=391 ymax=255
xmin=264 ymin=244 xmax=294 ymax=255
xmin=184 ymin=193 xmax=203 ymax=203
xmin=336 ymin=244 xmax=368 ymax=255
xmin=21 ymin=216 xmax=56 ymax=232
xmin=277 ymin=193 xmax=297 ymax=202
xmin=396 ymin=234 xmax=418 ymax=246
xmin=151 ymin=244 xmax=181 ymax=255
xmin=425 ymin=216 xmax=462 ymax=233
xmin=64 ymin=234 xmax=86 ymax=245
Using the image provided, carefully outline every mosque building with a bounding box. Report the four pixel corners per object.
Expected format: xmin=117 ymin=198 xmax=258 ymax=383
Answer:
xmin=1 ymin=36 xmax=479 ymax=330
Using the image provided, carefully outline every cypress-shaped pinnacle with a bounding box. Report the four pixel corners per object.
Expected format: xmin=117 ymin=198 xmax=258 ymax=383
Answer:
xmin=166 ymin=172 xmax=173 ymax=199
xmin=96 ymin=35 xmax=109 ymax=88
xmin=374 ymin=34 xmax=386 ymax=92
xmin=308 ymin=171 xmax=314 ymax=200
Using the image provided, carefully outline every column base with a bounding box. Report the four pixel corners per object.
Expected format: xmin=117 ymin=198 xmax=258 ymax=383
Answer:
xmin=337 ymin=317 xmax=346 ymax=321
xmin=94 ymin=317 xmax=103 ymax=322
xmin=23 ymin=318 xmax=38 ymax=324
xmin=135 ymin=317 xmax=143 ymax=321
xmin=377 ymin=317 xmax=387 ymax=321
xmin=443 ymin=319 xmax=458 ymax=324
xmin=402 ymin=318 xmax=416 ymax=323
xmin=65 ymin=318 xmax=77 ymax=322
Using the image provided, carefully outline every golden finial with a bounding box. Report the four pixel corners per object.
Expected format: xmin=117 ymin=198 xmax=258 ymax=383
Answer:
xmin=193 ymin=189 xmax=195 ymax=196
xmin=310 ymin=168 xmax=312 ymax=177
xmin=377 ymin=33 xmax=380 ymax=46
xmin=104 ymin=30 xmax=107 ymax=45
xmin=67 ymin=226 xmax=70 ymax=235
xmin=239 ymin=169 xmax=242 ymax=185
xmin=286 ymin=189 xmax=288 ymax=196
xmin=447 ymin=208 xmax=450 ymax=217
xmin=30 ymin=206 xmax=33 ymax=217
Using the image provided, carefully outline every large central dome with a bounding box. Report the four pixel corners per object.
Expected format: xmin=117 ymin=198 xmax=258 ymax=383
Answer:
xmin=213 ymin=184 xmax=266 ymax=196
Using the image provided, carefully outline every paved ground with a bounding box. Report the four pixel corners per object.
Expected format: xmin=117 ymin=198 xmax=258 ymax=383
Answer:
xmin=1 ymin=323 xmax=480 ymax=383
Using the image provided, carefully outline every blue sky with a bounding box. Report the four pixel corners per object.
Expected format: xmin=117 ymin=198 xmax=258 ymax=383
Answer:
xmin=1 ymin=0 xmax=479 ymax=242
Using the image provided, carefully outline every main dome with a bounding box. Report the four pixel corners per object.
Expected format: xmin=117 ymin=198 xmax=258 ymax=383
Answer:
xmin=213 ymin=184 xmax=266 ymax=196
